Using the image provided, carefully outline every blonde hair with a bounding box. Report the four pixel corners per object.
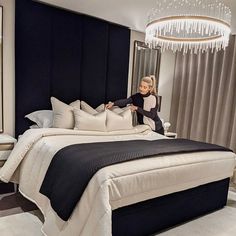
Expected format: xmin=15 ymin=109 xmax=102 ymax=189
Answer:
xmin=141 ymin=75 xmax=157 ymax=95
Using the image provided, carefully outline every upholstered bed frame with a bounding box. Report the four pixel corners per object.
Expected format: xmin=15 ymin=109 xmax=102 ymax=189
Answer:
xmin=15 ymin=0 xmax=130 ymax=137
xmin=15 ymin=1 xmax=230 ymax=235
xmin=112 ymin=178 xmax=229 ymax=235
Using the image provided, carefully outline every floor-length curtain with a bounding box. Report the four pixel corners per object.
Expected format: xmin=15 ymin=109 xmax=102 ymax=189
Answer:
xmin=170 ymin=35 xmax=236 ymax=153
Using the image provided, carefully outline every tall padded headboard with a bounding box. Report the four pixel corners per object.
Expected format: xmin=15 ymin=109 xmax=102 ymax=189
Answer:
xmin=15 ymin=0 xmax=130 ymax=137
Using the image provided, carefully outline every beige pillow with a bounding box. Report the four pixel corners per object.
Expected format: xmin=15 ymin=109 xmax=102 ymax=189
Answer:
xmin=80 ymin=101 xmax=105 ymax=115
xmin=106 ymin=109 xmax=133 ymax=131
xmin=110 ymin=106 xmax=130 ymax=114
xmin=70 ymin=100 xmax=81 ymax=108
xmin=74 ymin=109 xmax=106 ymax=131
xmin=51 ymin=97 xmax=80 ymax=129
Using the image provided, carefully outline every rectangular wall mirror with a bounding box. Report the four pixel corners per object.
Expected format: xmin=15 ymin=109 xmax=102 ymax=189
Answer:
xmin=0 ymin=6 xmax=2 ymax=133
xmin=131 ymin=40 xmax=161 ymax=95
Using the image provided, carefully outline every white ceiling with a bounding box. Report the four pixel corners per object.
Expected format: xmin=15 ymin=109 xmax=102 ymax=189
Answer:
xmin=38 ymin=0 xmax=236 ymax=34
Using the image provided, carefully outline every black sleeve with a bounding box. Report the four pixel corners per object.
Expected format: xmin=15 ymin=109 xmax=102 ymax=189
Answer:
xmin=113 ymin=97 xmax=133 ymax=107
xmin=136 ymin=107 xmax=158 ymax=119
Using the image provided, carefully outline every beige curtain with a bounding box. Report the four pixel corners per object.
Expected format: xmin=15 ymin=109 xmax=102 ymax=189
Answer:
xmin=170 ymin=35 xmax=236 ymax=152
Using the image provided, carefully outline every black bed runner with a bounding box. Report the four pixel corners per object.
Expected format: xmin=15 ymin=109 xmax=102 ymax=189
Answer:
xmin=39 ymin=138 xmax=232 ymax=221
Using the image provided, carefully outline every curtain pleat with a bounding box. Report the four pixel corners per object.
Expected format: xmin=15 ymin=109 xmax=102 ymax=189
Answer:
xmin=170 ymin=35 xmax=236 ymax=154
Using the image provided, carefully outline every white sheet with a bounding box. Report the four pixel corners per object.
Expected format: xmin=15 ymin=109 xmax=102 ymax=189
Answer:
xmin=0 ymin=126 xmax=235 ymax=236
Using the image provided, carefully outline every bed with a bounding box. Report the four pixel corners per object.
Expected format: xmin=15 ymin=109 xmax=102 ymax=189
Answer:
xmin=12 ymin=1 xmax=236 ymax=234
xmin=0 ymin=125 xmax=235 ymax=236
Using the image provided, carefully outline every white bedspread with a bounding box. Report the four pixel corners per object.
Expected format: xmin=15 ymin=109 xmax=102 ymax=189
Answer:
xmin=0 ymin=126 xmax=235 ymax=236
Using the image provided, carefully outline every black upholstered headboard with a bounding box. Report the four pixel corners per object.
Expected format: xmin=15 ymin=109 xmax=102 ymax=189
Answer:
xmin=15 ymin=0 xmax=130 ymax=137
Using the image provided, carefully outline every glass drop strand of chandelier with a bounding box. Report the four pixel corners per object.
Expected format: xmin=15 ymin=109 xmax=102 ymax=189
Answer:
xmin=145 ymin=0 xmax=231 ymax=54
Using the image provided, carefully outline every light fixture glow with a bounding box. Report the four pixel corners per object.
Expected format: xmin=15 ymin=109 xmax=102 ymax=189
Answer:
xmin=145 ymin=0 xmax=231 ymax=53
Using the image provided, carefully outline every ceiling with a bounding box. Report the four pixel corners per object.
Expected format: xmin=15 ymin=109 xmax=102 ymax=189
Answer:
xmin=37 ymin=0 xmax=236 ymax=34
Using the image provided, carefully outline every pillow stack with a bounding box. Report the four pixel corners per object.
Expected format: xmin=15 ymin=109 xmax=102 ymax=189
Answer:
xmin=25 ymin=98 xmax=133 ymax=131
xmin=74 ymin=101 xmax=133 ymax=132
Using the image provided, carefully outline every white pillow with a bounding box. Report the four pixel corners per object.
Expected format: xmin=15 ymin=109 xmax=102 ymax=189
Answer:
xmin=110 ymin=106 xmax=139 ymax=126
xmin=51 ymin=97 xmax=80 ymax=129
xmin=80 ymin=101 xmax=105 ymax=115
xmin=30 ymin=124 xmax=40 ymax=129
xmin=106 ymin=109 xmax=133 ymax=131
xmin=110 ymin=106 xmax=130 ymax=114
xmin=70 ymin=100 xmax=81 ymax=108
xmin=74 ymin=109 xmax=106 ymax=131
xmin=25 ymin=110 xmax=53 ymax=128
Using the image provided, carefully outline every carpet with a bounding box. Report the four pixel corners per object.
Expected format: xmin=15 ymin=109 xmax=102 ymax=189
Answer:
xmin=157 ymin=190 xmax=236 ymax=236
xmin=158 ymin=206 xmax=236 ymax=236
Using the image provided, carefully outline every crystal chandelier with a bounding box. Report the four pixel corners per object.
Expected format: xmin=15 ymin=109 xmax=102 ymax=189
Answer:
xmin=145 ymin=0 xmax=231 ymax=53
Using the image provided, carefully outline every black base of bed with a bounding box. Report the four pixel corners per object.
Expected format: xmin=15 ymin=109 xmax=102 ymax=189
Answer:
xmin=112 ymin=178 xmax=229 ymax=236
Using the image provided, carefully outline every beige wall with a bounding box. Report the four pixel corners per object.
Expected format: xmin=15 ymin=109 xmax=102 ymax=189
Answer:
xmin=158 ymin=51 xmax=176 ymax=122
xmin=1 ymin=2 xmax=175 ymax=137
xmin=0 ymin=0 xmax=15 ymax=137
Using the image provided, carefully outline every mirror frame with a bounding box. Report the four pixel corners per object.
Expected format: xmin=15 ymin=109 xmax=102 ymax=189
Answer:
xmin=0 ymin=5 xmax=3 ymax=133
xmin=131 ymin=40 xmax=161 ymax=96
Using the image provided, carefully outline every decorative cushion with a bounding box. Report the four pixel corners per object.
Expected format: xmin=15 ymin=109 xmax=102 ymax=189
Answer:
xmin=51 ymin=97 xmax=80 ymax=129
xmin=70 ymin=100 xmax=81 ymax=108
xmin=74 ymin=109 xmax=106 ymax=131
xmin=29 ymin=124 xmax=40 ymax=129
xmin=106 ymin=109 xmax=133 ymax=131
xmin=80 ymin=101 xmax=105 ymax=115
xmin=25 ymin=110 xmax=53 ymax=128
xmin=110 ymin=106 xmax=130 ymax=114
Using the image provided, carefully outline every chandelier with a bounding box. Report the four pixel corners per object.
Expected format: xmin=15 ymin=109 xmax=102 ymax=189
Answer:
xmin=145 ymin=0 xmax=231 ymax=53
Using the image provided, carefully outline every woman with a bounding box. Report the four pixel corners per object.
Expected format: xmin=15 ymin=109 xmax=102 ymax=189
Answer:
xmin=106 ymin=75 xmax=164 ymax=135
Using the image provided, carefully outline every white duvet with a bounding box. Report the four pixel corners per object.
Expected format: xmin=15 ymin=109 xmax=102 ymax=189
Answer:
xmin=0 ymin=125 xmax=235 ymax=236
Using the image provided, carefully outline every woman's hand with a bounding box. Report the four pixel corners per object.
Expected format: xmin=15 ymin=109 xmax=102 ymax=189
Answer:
xmin=130 ymin=105 xmax=138 ymax=112
xmin=105 ymin=102 xmax=114 ymax=109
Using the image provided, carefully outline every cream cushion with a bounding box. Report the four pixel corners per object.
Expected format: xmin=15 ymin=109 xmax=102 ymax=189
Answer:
xmin=110 ymin=106 xmax=130 ymax=114
xmin=51 ymin=97 xmax=80 ymax=129
xmin=74 ymin=109 xmax=106 ymax=131
xmin=80 ymin=101 xmax=105 ymax=115
xmin=106 ymin=109 xmax=133 ymax=131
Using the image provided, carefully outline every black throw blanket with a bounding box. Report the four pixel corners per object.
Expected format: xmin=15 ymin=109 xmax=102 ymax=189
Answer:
xmin=40 ymin=138 xmax=232 ymax=221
